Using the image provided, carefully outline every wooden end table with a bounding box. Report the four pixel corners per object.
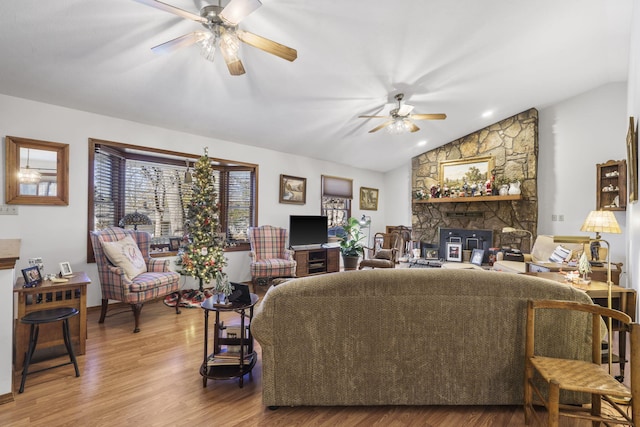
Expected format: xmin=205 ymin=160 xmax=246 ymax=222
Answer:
xmin=14 ymin=272 xmax=91 ymax=371
xmin=200 ymin=293 xmax=259 ymax=388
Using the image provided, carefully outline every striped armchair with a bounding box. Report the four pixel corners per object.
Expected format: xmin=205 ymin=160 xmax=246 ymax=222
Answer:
xmin=248 ymin=225 xmax=297 ymax=286
xmin=90 ymin=227 xmax=181 ymax=333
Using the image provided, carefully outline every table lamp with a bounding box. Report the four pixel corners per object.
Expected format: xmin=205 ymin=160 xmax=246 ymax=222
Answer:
xmin=119 ymin=211 xmax=152 ymax=230
xmin=580 ymin=210 xmax=621 ymax=375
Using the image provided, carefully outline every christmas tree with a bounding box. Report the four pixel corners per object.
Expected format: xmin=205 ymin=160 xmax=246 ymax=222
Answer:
xmin=178 ymin=149 xmax=230 ymax=294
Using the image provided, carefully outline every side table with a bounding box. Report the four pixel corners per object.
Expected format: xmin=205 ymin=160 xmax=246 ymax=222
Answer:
xmin=14 ymin=272 xmax=91 ymax=371
xmin=200 ymin=293 xmax=259 ymax=388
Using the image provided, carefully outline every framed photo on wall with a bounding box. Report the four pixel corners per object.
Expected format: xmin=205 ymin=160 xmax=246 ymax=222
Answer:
xmin=279 ymin=174 xmax=306 ymax=205
xmin=439 ymin=156 xmax=494 ymax=190
xmin=359 ymin=187 xmax=379 ymax=210
xmin=446 ymin=243 xmax=463 ymax=262
xmin=627 ymin=116 xmax=638 ymax=203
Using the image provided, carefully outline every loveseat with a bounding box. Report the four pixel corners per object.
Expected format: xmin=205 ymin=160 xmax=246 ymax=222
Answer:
xmin=251 ymin=268 xmax=594 ymax=407
xmin=491 ymin=234 xmax=584 ymax=274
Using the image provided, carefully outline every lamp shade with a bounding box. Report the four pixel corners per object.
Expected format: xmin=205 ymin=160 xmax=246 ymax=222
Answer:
xmin=580 ymin=210 xmax=621 ymax=235
xmin=119 ymin=211 xmax=152 ymax=230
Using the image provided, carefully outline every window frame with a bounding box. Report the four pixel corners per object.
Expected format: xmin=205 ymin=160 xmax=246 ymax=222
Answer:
xmin=87 ymin=138 xmax=258 ymax=262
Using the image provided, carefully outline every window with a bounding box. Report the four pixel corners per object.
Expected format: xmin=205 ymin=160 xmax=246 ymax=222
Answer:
xmin=88 ymin=139 xmax=257 ymax=260
xmin=321 ymin=175 xmax=352 ymax=228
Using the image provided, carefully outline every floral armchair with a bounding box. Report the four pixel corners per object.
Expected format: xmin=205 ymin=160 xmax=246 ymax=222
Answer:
xmin=90 ymin=227 xmax=181 ymax=333
xmin=248 ymin=225 xmax=297 ymax=286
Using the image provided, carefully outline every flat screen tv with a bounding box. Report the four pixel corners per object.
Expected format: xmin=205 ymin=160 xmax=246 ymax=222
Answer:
xmin=289 ymin=215 xmax=328 ymax=248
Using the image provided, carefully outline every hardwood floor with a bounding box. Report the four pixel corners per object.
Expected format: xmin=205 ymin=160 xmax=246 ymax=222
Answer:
xmin=0 ymin=286 xmax=629 ymax=427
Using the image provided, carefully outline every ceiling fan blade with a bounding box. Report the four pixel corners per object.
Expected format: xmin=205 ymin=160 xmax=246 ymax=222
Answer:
xmin=358 ymin=115 xmax=388 ymax=119
xmin=369 ymin=120 xmax=393 ymax=133
xmin=407 ymin=121 xmax=420 ymax=133
xmin=237 ymin=30 xmax=297 ymax=62
xmin=133 ymin=0 xmax=207 ymax=23
xmin=397 ymin=104 xmax=414 ymax=116
xmin=411 ymin=113 xmax=447 ymax=120
xmin=151 ymin=32 xmax=205 ymax=54
xmin=220 ymin=0 xmax=262 ymax=25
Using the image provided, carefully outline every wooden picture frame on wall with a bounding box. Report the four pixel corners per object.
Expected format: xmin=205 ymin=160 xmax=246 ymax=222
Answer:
xmin=627 ymin=116 xmax=638 ymax=203
xmin=439 ymin=156 xmax=494 ymax=190
xmin=359 ymin=187 xmax=379 ymax=210
xmin=279 ymin=174 xmax=306 ymax=204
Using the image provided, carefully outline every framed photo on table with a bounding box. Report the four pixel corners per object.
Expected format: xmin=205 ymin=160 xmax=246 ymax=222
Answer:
xmin=21 ymin=266 xmax=42 ymax=287
xmin=59 ymin=261 xmax=73 ymax=276
xmin=446 ymin=243 xmax=463 ymax=262
xmin=279 ymin=174 xmax=306 ymax=204
xmin=425 ymin=249 xmax=439 ymax=260
xmin=470 ymin=249 xmax=485 ymax=266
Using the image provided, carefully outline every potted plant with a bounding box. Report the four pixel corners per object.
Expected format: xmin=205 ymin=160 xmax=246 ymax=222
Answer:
xmin=338 ymin=217 xmax=365 ymax=270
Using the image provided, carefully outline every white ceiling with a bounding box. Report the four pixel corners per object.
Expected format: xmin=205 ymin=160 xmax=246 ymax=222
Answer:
xmin=0 ymin=0 xmax=633 ymax=172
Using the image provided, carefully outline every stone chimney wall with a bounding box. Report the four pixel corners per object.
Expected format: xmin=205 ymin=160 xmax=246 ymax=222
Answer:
xmin=411 ymin=108 xmax=538 ymax=252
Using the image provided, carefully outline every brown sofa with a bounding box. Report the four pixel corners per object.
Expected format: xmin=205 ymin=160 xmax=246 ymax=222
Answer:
xmin=251 ymin=268 xmax=594 ymax=407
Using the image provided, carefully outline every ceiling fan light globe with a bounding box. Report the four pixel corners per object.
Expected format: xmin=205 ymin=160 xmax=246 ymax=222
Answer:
xmin=198 ymin=32 xmax=218 ymax=61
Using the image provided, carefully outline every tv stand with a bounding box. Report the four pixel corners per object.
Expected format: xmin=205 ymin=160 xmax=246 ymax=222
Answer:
xmin=293 ymin=247 xmax=340 ymax=277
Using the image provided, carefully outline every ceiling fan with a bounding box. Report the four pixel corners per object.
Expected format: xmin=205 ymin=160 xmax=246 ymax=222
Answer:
xmin=359 ymin=93 xmax=447 ymax=134
xmin=134 ymin=0 xmax=297 ymax=76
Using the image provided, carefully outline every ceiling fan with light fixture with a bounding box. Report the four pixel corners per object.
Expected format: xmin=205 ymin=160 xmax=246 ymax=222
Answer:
xmin=134 ymin=0 xmax=297 ymax=76
xmin=359 ymin=93 xmax=447 ymax=134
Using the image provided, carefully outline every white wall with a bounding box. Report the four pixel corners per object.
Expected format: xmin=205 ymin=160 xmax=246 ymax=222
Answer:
xmin=538 ymin=83 xmax=628 ymax=272
xmin=626 ymin=2 xmax=640 ymax=298
xmin=0 ymin=94 xmax=385 ymax=308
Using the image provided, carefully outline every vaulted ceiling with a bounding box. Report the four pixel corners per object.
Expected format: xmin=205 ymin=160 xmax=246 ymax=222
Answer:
xmin=0 ymin=0 xmax=633 ymax=172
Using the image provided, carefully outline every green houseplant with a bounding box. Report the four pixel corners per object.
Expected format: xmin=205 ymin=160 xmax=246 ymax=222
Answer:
xmin=338 ymin=217 xmax=365 ymax=270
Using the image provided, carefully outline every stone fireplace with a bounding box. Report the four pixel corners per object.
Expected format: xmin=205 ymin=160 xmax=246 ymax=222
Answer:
xmin=412 ymin=108 xmax=538 ymax=253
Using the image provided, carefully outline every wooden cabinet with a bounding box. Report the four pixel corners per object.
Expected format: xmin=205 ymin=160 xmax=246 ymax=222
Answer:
xmin=596 ymin=160 xmax=626 ymax=211
xmin=294 ymin=247 xmax=340 ymax=277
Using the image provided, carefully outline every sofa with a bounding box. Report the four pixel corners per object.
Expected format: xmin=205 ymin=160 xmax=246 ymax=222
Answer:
xmin=491 ymin=235 xmax=584 ymax=274
xmin=251 ymin=268 xmax=594 ymax=407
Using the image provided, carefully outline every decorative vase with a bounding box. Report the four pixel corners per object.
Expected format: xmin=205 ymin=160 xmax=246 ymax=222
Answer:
xmin=508 ymin=181 xmax=521 ymax=195
xmin=499 ymin=184 xmax=509 ymax=196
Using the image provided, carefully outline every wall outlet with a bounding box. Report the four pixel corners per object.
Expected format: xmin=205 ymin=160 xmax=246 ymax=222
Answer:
xmin=0 ymin=205 xmax=18 ymax=215
xmin=558 ymin=214 xmax=564 ymax=222
xmin=551 ymin=214 xmax=557 ymax=221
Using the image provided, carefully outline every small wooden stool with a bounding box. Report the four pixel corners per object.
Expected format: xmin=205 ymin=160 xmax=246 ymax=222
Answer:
xmin=19 ymin=307 xmax=80 ymax=393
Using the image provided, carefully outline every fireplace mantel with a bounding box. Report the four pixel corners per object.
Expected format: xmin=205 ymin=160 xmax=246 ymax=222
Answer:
xmin=415 ymin=195 xmax=522 ymax=204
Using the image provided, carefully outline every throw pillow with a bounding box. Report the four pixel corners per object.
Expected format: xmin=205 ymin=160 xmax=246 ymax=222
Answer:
xmin=100 ymin=235 xmax=147 ymax=280
xmin=374 ymin=249 xmax=393 ymax=260
xmin=548 ymin=245 xmax=572 ymax=263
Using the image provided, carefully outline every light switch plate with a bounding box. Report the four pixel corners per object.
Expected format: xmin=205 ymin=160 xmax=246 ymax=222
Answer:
xmin=0 ymin=205 xmax=18 ymax=215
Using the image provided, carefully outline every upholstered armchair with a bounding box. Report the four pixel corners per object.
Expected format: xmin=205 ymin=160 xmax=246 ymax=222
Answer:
xmin=247 ymin=225 xmax=297 ymax=286
xmin=359 ymin=232 xmax=401 ymax=269
xmin=90 ymin=227 xmax=181 ymax=333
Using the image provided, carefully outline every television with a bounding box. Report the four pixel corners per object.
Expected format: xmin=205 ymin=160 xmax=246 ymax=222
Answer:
xmin=289 ymin=215 xmax=328 ymax=249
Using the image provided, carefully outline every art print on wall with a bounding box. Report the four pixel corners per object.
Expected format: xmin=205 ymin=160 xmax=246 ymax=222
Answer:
xmin=627 ymin=116 xmax=638 ymax=203
xmin=359 ymin=187 xmax=379 ymax=210
xmin=439 ymin=156 xmax=494 ymax=190
xmin=279 ymin=174 xmax=306 ymax=204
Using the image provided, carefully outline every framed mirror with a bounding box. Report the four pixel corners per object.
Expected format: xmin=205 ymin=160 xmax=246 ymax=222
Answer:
xmin=5 ymin=136 xmax=69 ymax=205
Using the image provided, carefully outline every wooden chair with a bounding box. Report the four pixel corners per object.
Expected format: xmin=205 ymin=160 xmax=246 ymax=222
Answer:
xmin=358 ymin=232 xmax=401 ymax=269
xmin=524 ymin=299 xmax=640 ymax=426
xmin=90 ymin=227 xmax=181 ymax=333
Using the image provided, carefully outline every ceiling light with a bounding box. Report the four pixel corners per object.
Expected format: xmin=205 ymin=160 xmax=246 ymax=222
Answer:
xmin=417 ymin=140 xmax=427 ymax=147
xmin=18 ymin=149 xmax=41 ymax=184
xmin=386 ymin=118 xmax=411 ymax=134
xmin=482 ymin=110 xmax=493 ymax=118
